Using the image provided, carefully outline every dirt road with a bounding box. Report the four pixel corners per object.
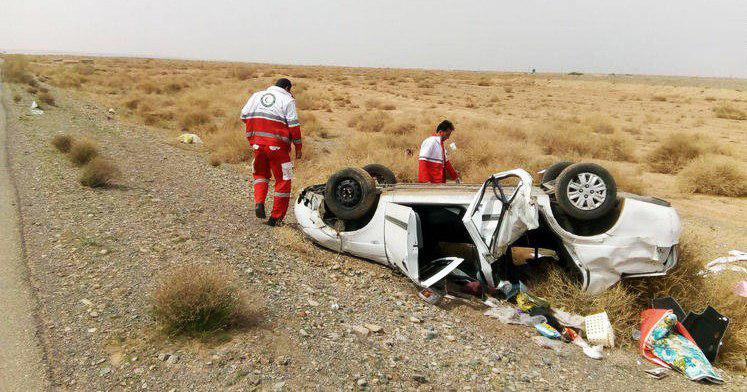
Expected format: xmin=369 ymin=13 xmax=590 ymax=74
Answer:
xmin=0 ymin=80 xmax=50 ymax=390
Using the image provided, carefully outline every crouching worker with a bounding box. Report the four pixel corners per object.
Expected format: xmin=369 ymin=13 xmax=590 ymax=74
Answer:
xmin=241 ymin=78 xmax=302 ymax=226
xmin=418 ymin=120 xmax=460 ymax=183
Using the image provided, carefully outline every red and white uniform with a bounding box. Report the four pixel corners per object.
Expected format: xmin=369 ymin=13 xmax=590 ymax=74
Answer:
xmin=241 ymin=86 xmax=302 ymax=220
xmin=418 ymin=134 xmax=459 ymax=183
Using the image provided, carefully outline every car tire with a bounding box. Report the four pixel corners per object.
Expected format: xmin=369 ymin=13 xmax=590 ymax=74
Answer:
xmin=555 ymin=163 xmax=617 ymax=221
xmin=362 ymin=163 xmax=397 ymax=185
xmin=541 ymin=161 xmax=574 ymax=184
xmin=324 ymin=167 xmax=379 ymax=220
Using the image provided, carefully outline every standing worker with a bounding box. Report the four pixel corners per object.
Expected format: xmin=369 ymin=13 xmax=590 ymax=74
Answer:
xmin=241 ymin=78 xmax=302 ymax=226
xmin=418 ymin=120 xmax=460 ymax=183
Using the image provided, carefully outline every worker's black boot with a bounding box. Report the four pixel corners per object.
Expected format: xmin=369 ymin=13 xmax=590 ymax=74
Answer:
xmin=255 ymin=203 xmax=266 ymax=219
xmin=266 ymin=217 xmax=279 ymax=227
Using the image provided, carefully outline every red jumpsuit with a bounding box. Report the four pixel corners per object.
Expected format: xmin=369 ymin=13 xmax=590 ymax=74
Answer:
xmin=418 ymin=134 xmax=459 ymax=183
xmin=240 ymin=86 xmax=302 ymax=220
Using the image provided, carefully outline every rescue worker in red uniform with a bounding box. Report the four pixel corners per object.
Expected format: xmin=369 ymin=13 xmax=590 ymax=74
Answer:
xmin=241 ymin=78 xmax=302 ymax=226
xmin=418 ymin=120 xmax=460 ymax=183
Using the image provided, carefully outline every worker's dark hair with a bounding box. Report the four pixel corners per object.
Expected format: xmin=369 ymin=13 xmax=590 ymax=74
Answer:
xmin=275 ymin=78 xmax=292 ymax=91
xmin=436 ymin=120 xmax=454 ymax=132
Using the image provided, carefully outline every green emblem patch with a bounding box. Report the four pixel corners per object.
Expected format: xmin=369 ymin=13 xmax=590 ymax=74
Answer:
xmin=260 ymin=93 xmax=276 ymax=107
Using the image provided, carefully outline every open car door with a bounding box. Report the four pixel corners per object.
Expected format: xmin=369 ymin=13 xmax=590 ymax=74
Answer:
xmin=384 ymin=203 xmax=465 ymax=287
xmin=384 ymin=203 xmax=422 ymax=282
xmin=462 ymin=169 xmax=539 ymax=288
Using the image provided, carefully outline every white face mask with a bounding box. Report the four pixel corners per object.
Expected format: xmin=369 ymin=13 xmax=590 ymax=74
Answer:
xmin=449 ymin=142 xmax=457 ymax=151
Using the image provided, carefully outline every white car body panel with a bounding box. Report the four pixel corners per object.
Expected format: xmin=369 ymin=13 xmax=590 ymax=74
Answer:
xmin=294 ymin=169 xmax=681 ymax=294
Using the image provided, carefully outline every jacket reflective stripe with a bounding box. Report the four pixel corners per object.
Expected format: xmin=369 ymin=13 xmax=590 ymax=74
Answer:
xmin=253 ymin=178 xmax=268 ymax=184
xmin=274 ymin=192 xmax=291 ymax=197
xmin=245 ymin=131 xmax=290 ymax=144
xmin=241 ymin=111 xmax=288 ymax=123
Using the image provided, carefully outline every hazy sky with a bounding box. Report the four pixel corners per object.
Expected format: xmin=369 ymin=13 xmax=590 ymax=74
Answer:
xmin=2 ymin=1 xmax=746 ymax=77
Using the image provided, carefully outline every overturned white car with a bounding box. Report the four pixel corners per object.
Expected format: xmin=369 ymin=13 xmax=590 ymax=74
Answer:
xmin=294 ymin=162 xmax=681 ymax=294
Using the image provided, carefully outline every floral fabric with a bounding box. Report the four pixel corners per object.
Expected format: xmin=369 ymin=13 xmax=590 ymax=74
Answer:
xmin=644 ymin=312 xmax=722 ymax=383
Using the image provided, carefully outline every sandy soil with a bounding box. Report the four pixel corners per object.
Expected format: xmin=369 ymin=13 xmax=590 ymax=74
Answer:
xmin=2 ymin=72 xmax=746 ymax=390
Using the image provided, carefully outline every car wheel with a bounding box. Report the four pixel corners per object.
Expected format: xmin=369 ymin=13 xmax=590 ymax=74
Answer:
xmin=362 ymin=163 xmax=397 ymax=185
xmin=324 ymin=167 xmax=378 ymax=220
xmin=555 ymin=163 xmax=617 ymax=221
xmin=541 ymin=161 xmax=574 ymax=184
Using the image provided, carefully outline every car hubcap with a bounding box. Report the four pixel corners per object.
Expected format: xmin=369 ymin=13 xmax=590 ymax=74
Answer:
xmin=567 ymin=172 xmax=607 ymax=210
xmin=336 ymin=179 xmax=362 ymax=207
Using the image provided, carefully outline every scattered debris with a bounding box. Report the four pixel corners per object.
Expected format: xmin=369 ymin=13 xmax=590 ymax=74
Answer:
xmin=644 ymin=367 xmax=670 ymax=379
xmin=178 ymin=133 xmax=203 ymax=145
xmin=699 ymin=250 xmax=747 ymax=275
xmin=30 ymin=101 xmax=44 ymax=115
xmin=531 ymin=336 xmax=563 ymax=352
xmin=417 ymin=288 xmax=443 ymax=304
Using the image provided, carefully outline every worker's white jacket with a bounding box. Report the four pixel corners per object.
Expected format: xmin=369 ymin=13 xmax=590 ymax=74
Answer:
xmin=418 ymin=134 xmax=458 ymax=183
xmin=240 ymin=86 xmax=302 ymax=152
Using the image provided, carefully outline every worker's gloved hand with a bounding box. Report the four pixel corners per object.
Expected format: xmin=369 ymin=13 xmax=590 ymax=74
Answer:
xmin=295 ymin=150 xmax=302 ymax=160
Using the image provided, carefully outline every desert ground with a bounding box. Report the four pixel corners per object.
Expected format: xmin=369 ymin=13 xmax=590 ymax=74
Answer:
xmin=1 ymin=55 xmax=745 ymax=391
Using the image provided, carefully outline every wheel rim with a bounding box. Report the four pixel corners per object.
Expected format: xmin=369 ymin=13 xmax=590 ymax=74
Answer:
xmin=336 ymin=179 xmax=363 ymax=207
xmin=567 ymin=172 xmax=607 ymax=210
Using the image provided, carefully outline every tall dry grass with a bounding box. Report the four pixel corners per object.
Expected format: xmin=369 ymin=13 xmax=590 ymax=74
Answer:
xmin=713 ymin=103 xmax=746 ymax=120
xmin=677 ymin=155 xmax=747 ymax=197
xmin=647 ymin=133 xmax=704 ymax=174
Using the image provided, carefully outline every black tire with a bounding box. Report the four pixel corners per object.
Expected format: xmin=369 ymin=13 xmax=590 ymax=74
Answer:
xmin=324 ymin=167 xmax=378 ymax=220
xmin=541 ymin=161 xmax=574 ymax=184
xmin=555 ymin=163 xmax=617 ymax=221
xmin=362 ymin=163 xmax=397 ymax=185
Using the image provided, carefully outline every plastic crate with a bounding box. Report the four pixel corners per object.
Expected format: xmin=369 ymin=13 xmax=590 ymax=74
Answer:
xmin=584 ymin=311 xmax=615 ymax=347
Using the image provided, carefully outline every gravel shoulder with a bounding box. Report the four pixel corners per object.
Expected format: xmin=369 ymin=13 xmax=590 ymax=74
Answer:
xmin=2 ymin=82 xmax=744 ymax=391
xmin=0 ymin=80 xmax=50 ymax=391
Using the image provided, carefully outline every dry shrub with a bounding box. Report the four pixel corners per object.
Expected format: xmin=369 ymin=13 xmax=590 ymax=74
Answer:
xmin=152 ymin=263 xmax=245 ymax=335
xmin=348 ymin=111 xmax=391 ymax=133
xmin=69 ymin=140 xmax=99 ymax=166
xmin=299 ymin=112 xmax=326 ymax=137
xmin=79 ymin=157 xmax=119 ymax=188
xmin=651 ymin=95 xmax=668 ymax=102
xmin=37 ymin=91 xmax=56 ymax=107
xmin=713 ymin=103 xmax=746 ymax=120
xmin=1 ymin=55 xmax=34 ymax=84
xmin=72 ymin=63 xmax=95 ymax=76
xmin=138 ymin=81 xmax=162 ymax=94
xmin=51 ymin=134 xmax=73 ymax=153
xmin=529 ymin=230 xmax=746 ymax=364
xmin=533 ymin=120 xmax=635 ymax=162
xmin=647 ymin=133 xmax=703 ymax=174
xmin=178 ymin=109 xmax=211 ymax=130
xmin=584 ymin=115 xmax=615 ymax=134
xmin=607 ymin=164 xmax=647 ymax=195
xmin=206 ymin=120 xmax=252 ymax=164
xmin=677 ymin=155 xmax=747 ymax=197
xmin=477 ymin=78 xmax=492 ymax=86
xmin=228 ymin=66 xmax=255 ymax=80
xmin=294 ymin=87 xmax=329 ymax=111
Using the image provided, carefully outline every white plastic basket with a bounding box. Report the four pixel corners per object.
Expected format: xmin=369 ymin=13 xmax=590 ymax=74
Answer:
xmin=585 ymin=311 xmax=615 ymax=347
